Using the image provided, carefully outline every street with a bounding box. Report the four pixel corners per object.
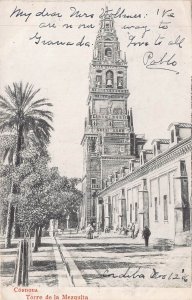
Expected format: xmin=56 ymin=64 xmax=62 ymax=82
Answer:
xmin=57 ymin=233 xmax=191 ymax=288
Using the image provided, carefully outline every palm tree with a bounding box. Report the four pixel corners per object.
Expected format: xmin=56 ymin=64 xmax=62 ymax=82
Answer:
xmin=0 ymin=82 xmax=53 ymax=247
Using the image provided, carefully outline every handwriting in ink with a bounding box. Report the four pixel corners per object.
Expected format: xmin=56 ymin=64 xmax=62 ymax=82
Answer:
xmin=154 ymin=34 xmax=165 ymax=46
xmin=127 ymin=34 xmax=149 ymax=47
xmin=78 ymin=24 xmax=95 ymax=29
xmin=103 ymin=267 xmax=145 ymax=279
xmin=36 ymin=8 xmax=62 ymax=18
xmin=100 ymin=7 xmax=142 ymax=19
xmin=168 ymin=35 xmax=185 ymax=48
xmin=143 ymin=51 xmax=179 ymax=74
xmin=122 ymin=25 xmax=150 ymax=38
xmin=159 ymin=20 xmax=171 ymax=30
xmin=70 ymin=7 xmax=94 ymax=18
xmin=150 ymin=268 xmax=188 ymax=282
xmin=63 ymin=24 xmax=73 ymax=29
xmin=39 ymin=22 xmax=57 ymax=29
xmin=157 ymin=8 xmax=175 ymax=18
xmin=102 ymin=267 xmax=189 ymax=282
xmin=10 ymin=6 xmax=32 ymax=22
xmin=29 ymin=32 xmax=90 ymax=47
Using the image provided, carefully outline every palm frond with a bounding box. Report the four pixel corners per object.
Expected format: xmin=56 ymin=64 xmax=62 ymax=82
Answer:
xmin=25 ymin=98 xmax=53 ymax=113
xmin=0 ymin=82 xmax=53 ymax=163
xmin=26 ymin=109 xmax=53 ymax=121
xmin=5 ymin=85 xmax=17 ymax=106
xmin=0 ymin=96 xmax=16 ymax=112
xmin=23 ymin=86 xmax=41 ymax=108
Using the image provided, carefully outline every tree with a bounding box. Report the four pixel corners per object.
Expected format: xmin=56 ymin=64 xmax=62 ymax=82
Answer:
xmin=0 ymin=164 xmax=13 ymax=235
xmin=14 ymin=147 xmax=68 ymax=251
xmin=12 ymin=146 xmax=82 ymax=251
xmin=0 ymin=82 xmax=53 ymax=248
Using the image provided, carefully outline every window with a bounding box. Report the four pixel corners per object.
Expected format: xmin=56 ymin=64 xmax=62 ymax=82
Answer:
xmin=90 ymin=139 xmax=96 ymax=152
xmin=155 ymin=197 xmax=158 ymax=221
xmin=180 ymin=160 xmax=187 ymax=176
xmin=117 ymin=76 xmax=123 ymax=89
xmin=105 ymin=48 xmax=112 ymax=57
xmin=120 ymin=146 xmax=124 ymax=153
xmin=164 ymin=195 xmax=168 ymax=221
xmin=130 ymin=204 xmax=132 ymax=222
xmin=91 ymin=178 xmax=97 ymax=189
xmin=96 ymin=75 xmax=102 ymax=87
xmin=135 ymin=203 xmax=138 ymax=223
xmin=106 ymin=70 xmax=114 ymax=87
xmin=153 ymin=145 xmax=156 ymax=156
xmin=105 ymin=22 xmax=110 ymax=30
xmin=100 ymin=108 xmax=107 ymax=115
xmin=171 ymin=129 xmax=174 ymax=143
xmin=113 ymin=108 xmax=122 ymax=115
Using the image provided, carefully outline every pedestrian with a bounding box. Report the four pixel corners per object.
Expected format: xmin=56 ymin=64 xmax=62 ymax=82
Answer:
xmin=90 ymin=224 xmax=94 ymax=239
xmin=131 ymin=222 xmax=135 ymax=238
xmin=124 ymin=227 xmax=128 ymax=236
xmin=142 ymin=226 xmax=151 ymax=246
xmin=134 ymin=223 xmax=139 ymax=238
xmin=86 ymin=224 xmax=94 ymax=239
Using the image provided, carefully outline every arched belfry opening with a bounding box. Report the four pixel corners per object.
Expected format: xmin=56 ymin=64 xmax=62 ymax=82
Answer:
xmin=106 ymin=70 xmax=113 ymax=87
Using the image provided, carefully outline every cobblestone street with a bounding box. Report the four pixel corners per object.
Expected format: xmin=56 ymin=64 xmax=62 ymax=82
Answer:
xmin=58 ymin=234 xmax=191 ymax=288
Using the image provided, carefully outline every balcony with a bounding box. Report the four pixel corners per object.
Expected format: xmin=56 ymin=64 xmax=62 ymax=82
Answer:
xmin=91 ymin=184 xmax=100 ymax=189
xmin=90 ymin=87 xmax=129 ymax=94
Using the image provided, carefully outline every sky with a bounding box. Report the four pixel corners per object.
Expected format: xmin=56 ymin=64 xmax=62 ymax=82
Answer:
xmin=0 ymin=1 xmax=191 ymax=178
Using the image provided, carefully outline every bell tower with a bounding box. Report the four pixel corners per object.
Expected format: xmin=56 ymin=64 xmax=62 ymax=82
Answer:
xmin=80 ymin=9 xmax=146 ymax=228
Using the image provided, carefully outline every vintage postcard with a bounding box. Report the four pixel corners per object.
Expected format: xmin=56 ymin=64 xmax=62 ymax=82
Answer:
xmin=0 ymin=1 xmax=191 ymax=300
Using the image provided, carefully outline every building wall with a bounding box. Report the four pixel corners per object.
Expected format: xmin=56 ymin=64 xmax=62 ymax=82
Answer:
xmin=99 ymin=137 xmax=192 ymax=244
xmin=101 ymin=158 xmax=129 ymax=183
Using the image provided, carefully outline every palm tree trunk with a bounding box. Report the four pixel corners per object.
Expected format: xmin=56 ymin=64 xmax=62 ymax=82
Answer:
xmin=33 ymin=227 xmax=39 ymax=252
xmin=12 ymin=206 xmax=20 ymax=238
xmin=38 ymin=226 xmax=42 ymax=247
xmin=5 ymin=202 xmax=14 ymax=248
xmin=5 ymin=124 xmax=23 ymax=248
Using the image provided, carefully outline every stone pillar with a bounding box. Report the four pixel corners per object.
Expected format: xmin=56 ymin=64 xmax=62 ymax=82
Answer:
xmin=121 ymin=198 xmax=127 ymax=227
xmin=118 ymin=197 xmax=122 ymax=227
xmin=118 ymin=189 xmax=126 ymax=228
xmin=138 ymin=179 xmax=149 ymax=231
xmin=105 ymin=197 xmax=110 ymax=228
xmin=174 ymin=161 xmax=190 ymax=245
xmin=97 ymin=197 xmax=104 ymax=231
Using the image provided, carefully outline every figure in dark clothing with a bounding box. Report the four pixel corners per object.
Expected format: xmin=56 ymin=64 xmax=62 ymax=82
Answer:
xmin=131 ymin=223 xmax=135 ymax=238
xmin=142 ymin=226 xmax=151 ymax=246
xmin=86 ymin=224 xmax=94 ymax=239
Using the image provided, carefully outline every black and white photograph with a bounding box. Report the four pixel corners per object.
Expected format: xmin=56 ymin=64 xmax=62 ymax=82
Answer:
xmin=0 ymin=1 xmax=191 ymax=300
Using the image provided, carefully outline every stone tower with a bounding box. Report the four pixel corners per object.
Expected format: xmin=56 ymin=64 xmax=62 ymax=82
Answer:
xmin=80 ymin=9 xmax=145 ymax=228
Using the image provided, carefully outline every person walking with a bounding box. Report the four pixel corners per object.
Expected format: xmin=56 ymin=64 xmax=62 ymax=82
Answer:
xmin=131 ymin=222 xmax=135 ymax=238
xmin=142 ymin=226 xmax=151 ymax=246
xmin=86 ymin=224 xmax=94 ymax=239
xmin=134 ymin=223 xmax=139 ymax=238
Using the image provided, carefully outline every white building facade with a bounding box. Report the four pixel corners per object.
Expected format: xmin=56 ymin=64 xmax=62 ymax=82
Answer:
xmin=97 ymin=123 xmax=192 ymax=245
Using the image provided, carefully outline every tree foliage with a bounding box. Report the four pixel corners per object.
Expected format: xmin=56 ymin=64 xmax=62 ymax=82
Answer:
xmin=12 ymin=146 xmax=82 ymax=235
xmin=0 ymin=81 xmax=53 ymax=165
